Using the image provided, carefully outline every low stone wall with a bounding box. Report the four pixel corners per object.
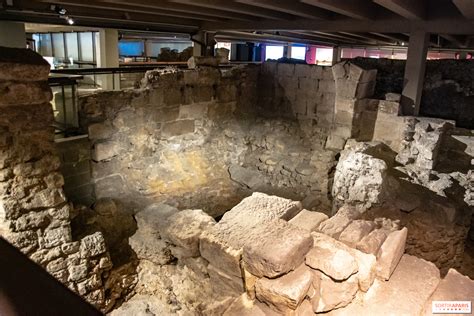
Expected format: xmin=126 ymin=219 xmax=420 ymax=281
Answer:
xmin=78 ymin=64 xmax=340 ymax=216
xmin=0 ymin=47 xmax=113 ymax=311
xmin=350 ymin=57 xmax=474 ymax=129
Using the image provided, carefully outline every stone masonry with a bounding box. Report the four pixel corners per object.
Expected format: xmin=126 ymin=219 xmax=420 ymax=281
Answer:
xmin=0 ymin=47 xmax=112 ymax=312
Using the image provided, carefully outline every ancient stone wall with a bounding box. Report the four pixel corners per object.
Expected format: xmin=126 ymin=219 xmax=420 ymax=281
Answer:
xmin=78 ymin=64 xmax=340 ymax=216
xmin=350 ymin=57 xmax=474 ymax=129
xmin=0 ymin=47 xmax=112 ymax=311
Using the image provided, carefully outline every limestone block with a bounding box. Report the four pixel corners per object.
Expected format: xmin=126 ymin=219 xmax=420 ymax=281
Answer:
xmin=243 ymin=219 xmax=313 ymax=278
xmin=77 ymin=273 xmax=102 ymax=295
xmin=187 ymin=56 xmax=219 ymax=69
xmin=315 ymin=273 xmax=359 ymax=313
xmin=423 ymin=268 xmax=474 ymax=315
xmin=92 ymin=141 xmax=120 ymax=162
xmin=352 ymin=250 xmax=376 ymax=292
xmin=0 ymin=47 xmax=51 ymax=81
xmin=335 ymin=78 xmax=358 ymax=99
xmin=331 ymin=63 xmax=346 ymax=80
xmin=295 ymin=64 xmax=312 ymax=78
xmin=228 ymin=164 xmax=265 ymax=190
xmin=161 ymin=209 xmax=215 ymax=258
xmin=199 ymin=226 xmax=244 ymax=278
xmin=80 ymin=232 xmax=107 ymax=258
xmin=289 ymin=210 xmax=328 ymax=232
xmin=61 ymin=241 xmax=80 ymax=255
xmin=88 ymin=123 xmax=113 ymax=141
xmin=339 ymin=220 xmax=376 ymax=248
xmin=220 ymin=192 xmax=302 ymax=225
xmin=356 ymin=228 xmax=388 ymax=255
xmin=334 ymin=110 xmax=354 ymax=126
xmin=14 ymin=211 xmax=50 ymax=231
xmin=68 ymin=263 xmax=89 ymax=282
xmin=223 ymin=294 xmax=266 ymax=316
xmin=305 ymin=240 xmax=358 ymax=281
xmin=355 ymin=81 xmax=376 ymax=99
xmin=208 ymin=264 xmax=245 ymax=297
xmin=377 ymin=100 xmax=400 ymax=115
xmin=262 ymin=61 xmax=277 ymax=75
xmin=161 ymin=120 xmax=195 ymax=138
xmin=376 ymin=227 xmax=407 ymax=280
xmin=317 ymin=205 xmax=361 ymax=239
xmin=40 ymin=225 xmax=72 ymax=248
xmin=329 ymin=255 xmax=440 ymax=316
xmin=255 ymin=264 xmax=313 ymax=313
xmin=0 ymin=82 xmax=52 ymax=106
xmin=216 ymin=85 xmax=237 ymax=103
xmin=325 ymin=134 xmax=346 ymax=150
xmin=243 ymin=268 xmax=258 ymax=300
xmin=318 ymin=80 xmax=335 ymax=94
xmin=278 ymin=63 xmax=295 ymax=77
xmin=310 ymin=66 xmax=323 ymax=79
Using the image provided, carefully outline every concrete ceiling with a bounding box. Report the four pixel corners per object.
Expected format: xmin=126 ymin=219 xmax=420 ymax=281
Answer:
xmin=2 ymin=0 xmax=474 ymax=49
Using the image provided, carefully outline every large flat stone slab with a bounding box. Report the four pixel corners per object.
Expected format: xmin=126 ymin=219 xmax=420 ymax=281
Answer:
xmin=339 ymin=220 xmax=375 ymax=248
xmin=328 ymin=255 xmax=440 ymax=316
xmin=255 ymin=264 xmax=313 ymax=313
xmin=317 ymin=205 xmax=361 ymax=239
xmin=243 ymin=219 xmax=313 ymax=278
xmin=289 ymin=210 xmax=328 ymax=232
xmin=376 ymin=227 xmax=408 ymax=280
xmin=314 ymin=272 xmax=359 ymax=313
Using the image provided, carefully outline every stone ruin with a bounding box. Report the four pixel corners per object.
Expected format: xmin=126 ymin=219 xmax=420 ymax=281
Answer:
xmin=0 ymin=47 xmax=473 ymax=314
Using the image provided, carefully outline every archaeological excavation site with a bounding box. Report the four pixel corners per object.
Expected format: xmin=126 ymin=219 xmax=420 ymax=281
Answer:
xmin=1 ymin=1 xmax=474 ymax=315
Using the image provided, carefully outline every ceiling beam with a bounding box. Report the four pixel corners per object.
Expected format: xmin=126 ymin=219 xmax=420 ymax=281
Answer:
xmin=100 ymin=0 xmax=256 ymax=21
xmin=439 ymin=34 xmax=468 ymax=48
xmin=234 ymin=0 xmax=331 ymax=19
xmin=452 ymin=0 xmax=474 ymax=19
xmin=43 ymin=0 xmax=223 ymax=22
xmin=300 ymin=0 xmax=376 ymax=20
xmin=338 ymin=32 xmax=394 ymax=45
xmin=215 ymin=30 xmax=335 ymax=46
xmin=373 ymin=0 xmax=426 ymax=20
xmin=201 ymin=18 xmax=474 ymax=35
xmin=168 ymin=0 xmax=293 ymax=20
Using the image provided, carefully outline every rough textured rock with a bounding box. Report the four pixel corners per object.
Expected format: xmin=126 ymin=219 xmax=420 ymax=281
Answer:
xmin=223 ymin=294 xmax=266 ymax=316
xmin=356 ymin=228 xmax=388 ymax=255
xmin=329 ymin=255 xmax=440 ymax=316
xmin=317 ymin=204 xmax=361 ymax=239
xmin=243 ymin=219 xmax=313 ymax=278
xmin=289 ymin=209 xmax=329 ymax=232
xmin=305 ymin=242 xmax=358 ymax=281
xmin=255 ymin=264 xmax=313 ymax=313
xmin=315 ymin=272 xmax=359 ymax=313
xmin=376 ymin=227 xmax=408 ymax=280
xmin=339 ymin=219 xmax=375 ymax=248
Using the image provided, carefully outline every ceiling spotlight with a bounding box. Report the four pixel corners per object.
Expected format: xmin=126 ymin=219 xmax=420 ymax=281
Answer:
xmin=67 ymin=17 xmax=74 ymax=25
xmin=51 ymin=4 xmax=67 ymax=15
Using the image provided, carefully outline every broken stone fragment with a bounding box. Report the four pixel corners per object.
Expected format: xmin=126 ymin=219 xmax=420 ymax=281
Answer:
xmin=356 ymin=228 xmax=388 ymax=255
xmin=376 ymin=227 xmax=408 ymax=280
xmin=305 ymin=240 xmax=358 ymax=281
xmin=289 ymin=209 xmax=328 ymax=232
xmin=317 ymin=204 xmax=361 ymax=240
xmin=255 ymin=264 xmax=313 ymax=313
xmin=161 ymin=209 xmax=215 ymax=258
xmin=243 ymin=219 xmax=313 ymax=278
xmin=338 ymin=219 xmax=375 ymax=248
xmin=314 ymin=272 xmax=359 ymax=313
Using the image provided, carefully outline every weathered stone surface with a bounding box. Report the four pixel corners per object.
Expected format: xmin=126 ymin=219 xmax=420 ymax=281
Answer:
xmin=161 ymin=209 xmax=215 ymax=258
xmin=315 ymin=272 xmax=359 ymax=313
xmin=187 ymin=56 xmax=220 ymax=69
xmin=80 ymin=232 xmax=107 ymax=258
xmin=223 ymin=294 xmax=266 ymax=316
xmin=0 ymin=47 xmax=50 ymax=81
xmin=88 ymin=123 xmax=114 ymax=140
xmin=376 ymin=227 xmax=408 ymax=280
xmin=243 ymin=268 xmax=258 ymax=300
xmin=161 ymin=120 xmax=195 ymax=137
xmin=352 ymin=250 xmax=376 ymax=292
xmin=317 ymin=204 xmax=360 ymax=239
xmin=289 ymin=209 xmax=328 ymax=232
xmin=228 ymin=164 xmax=265 ymax=190
xmin=243 ymin=219 xmax=313 ymax=278
xmin=92 ymin=141 xmax=120 ymax=162
xmin=255 ymin=264 xmax=313 ymax=313
xmin=332 ymin=151 xmax=388 ymax=209
xmin=356 ymin=228 xmax=388 ymax=255
xmin=339 ymin=220 xmax=375 ymax=248
xmin=329 ymin=255 xmax=440 ymax=316
xmin=305 ymin=239 xmax=358 ymax=281
xmin=295 ymin=299 xmax=314 ymax=316
xmin=423 ymin=268 xmax=474 ymax=315
xmin=208 ymin=264 xmax=245 ymax=297
xmin=0 ymin=82 xmax=52 ymax=106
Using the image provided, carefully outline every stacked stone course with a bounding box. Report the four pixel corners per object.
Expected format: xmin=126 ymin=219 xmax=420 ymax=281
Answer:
xmin=0 ymin=47 xmax=112 ymax=311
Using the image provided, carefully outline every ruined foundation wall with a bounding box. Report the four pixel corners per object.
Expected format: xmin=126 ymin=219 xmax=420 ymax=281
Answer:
xmin=350 ymin=57 xmax=474 ymax=129
xmin=0 ymin=47 xmax=112 ymax=311
xmin=79 ymin=64 xmax=341 ymax=216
